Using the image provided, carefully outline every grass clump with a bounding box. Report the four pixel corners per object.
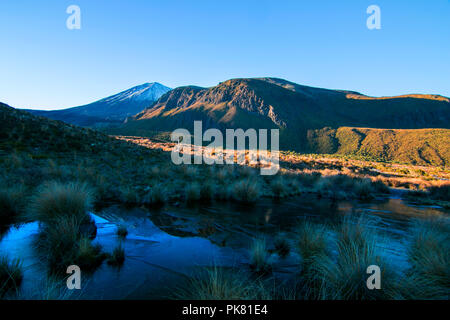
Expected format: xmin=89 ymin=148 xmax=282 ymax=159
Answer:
xmin=37 ymin=216 xmax=105 ymax=274
xmin=0 ymin=185 xmax=27 ymax=226
xmin=274 ymin=236 xmax=290 ymax=258
xmin=0 ymin=256 xmax=23 ymax=297
xmin=311 ymin=218 xmax=397 ymax=300
xmin=249 ymin=238 xmax=272 ymax=274
xmin=270 ymin=176 xmax=290 ymax=198
xmin=117 ymin=224 xmax=128 ymax=238
xmin=174 ymin=266 xmax=269 ymax=300
xmin=230 ymin=179 xmax=261 ymax=203
xmin=143 ymin=185 xmax=167 ymax=206
xmin=31 ymin=181 xmax=93 ymax=224
xmin=185 ymin=182 xmax=201 ymax=203
xmin=297 ymin=222 xmax=329 ymax=263
xmin=402 ymin=217 xmax=450 ymax=299
xmin=107 ymin=244 xmax=126 ymax=267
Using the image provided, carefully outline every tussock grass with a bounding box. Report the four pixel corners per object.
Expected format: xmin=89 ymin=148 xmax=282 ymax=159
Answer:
xmin=270 ymin=176 xmax=290 ymax=198
xmin=402 ymin=217 xmax=450 ymax=299
xmin=174 ymin=266 xmax=270 ymax=300
xmin=143 ymin=184 xmax=167 ymax=206
xmin=185 ymin=182 xmax=201 ymax=203
xmin=0 ymin=185 xmax=27 ymax=225
xmin=119 ymin=186 xmax=140 ymax=206
xmin=311 ymin=218 xmax=397 ymax=300
xmin=274 ymin=236 xmax=290 ymax=258
xmin=230 ymin=179 xmax=261 ymax=203
xmin=117 ymin=224 xmax=128 ymax=238
xmin=249 ymin=238 xmax=272 ymax=274
xmin=31 ymin=181 xmax=93 ymax=224
xmin=37 ymin=215 xmax=105 ymax=274
xmin=0 ymin=255 xmax=23 ymax=297
xmin=200 ymin=182 xmax=215 ymax=201
xmin=107 ymin=244 xmax=125 ymax=267
xmin=297 ymin=222 xmax=329 ymax=263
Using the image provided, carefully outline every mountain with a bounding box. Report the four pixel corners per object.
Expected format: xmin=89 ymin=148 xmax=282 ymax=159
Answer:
xmin=26 ymin=82 xmax=171 ymax=127
xmin=115 ymin=78 xmax=450 ymax=152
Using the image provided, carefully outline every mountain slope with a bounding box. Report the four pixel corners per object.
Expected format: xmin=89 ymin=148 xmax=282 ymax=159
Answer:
xmin=118 ymin=78 xmax=450 ymax=151
xmin=26 ymin=82 xmax=171 ymax=127
xmin=307 ymin=127 xmax=450 ymax=165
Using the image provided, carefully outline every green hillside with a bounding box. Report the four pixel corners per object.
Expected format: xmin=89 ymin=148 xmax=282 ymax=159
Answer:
xmin=306 ymin=127 xmax=450 ymax=166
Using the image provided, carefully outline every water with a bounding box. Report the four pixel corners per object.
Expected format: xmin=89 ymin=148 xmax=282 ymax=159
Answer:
xmin=0 ymin=195 xmax=447 ymax=299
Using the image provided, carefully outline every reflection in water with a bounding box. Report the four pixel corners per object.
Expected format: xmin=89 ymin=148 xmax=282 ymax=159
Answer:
xmin=0 ymin=195 xmax=447 ymax=299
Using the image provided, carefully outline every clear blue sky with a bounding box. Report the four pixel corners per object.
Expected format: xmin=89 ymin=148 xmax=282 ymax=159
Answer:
xmin=0 ymin=0 xmax=449 ymax=110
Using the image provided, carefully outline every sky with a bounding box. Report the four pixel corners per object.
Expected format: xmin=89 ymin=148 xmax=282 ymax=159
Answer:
xmin=0 ymin=0 xmax=449 ymax=110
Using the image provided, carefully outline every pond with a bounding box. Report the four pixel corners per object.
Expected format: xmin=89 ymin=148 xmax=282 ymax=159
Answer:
xmin=0 ymin=194 xmax=447 ymax=299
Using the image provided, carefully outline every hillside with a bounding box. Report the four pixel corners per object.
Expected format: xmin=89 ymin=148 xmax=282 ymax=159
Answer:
xmin=114 ymin=78 xmax=450 ymax=157
xmin=306 ymin=127 xmax=450 ymax=166
xmin=26 ymin=82 xmax=171 ymax=127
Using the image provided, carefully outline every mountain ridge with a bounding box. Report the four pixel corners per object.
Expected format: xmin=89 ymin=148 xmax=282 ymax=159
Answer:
xmin=120 ymin=78 xmax=449 ymax=151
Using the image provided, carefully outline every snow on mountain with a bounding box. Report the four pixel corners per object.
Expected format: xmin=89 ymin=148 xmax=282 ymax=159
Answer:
xmin=26 ymin=82 xmax=172 ymax=127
